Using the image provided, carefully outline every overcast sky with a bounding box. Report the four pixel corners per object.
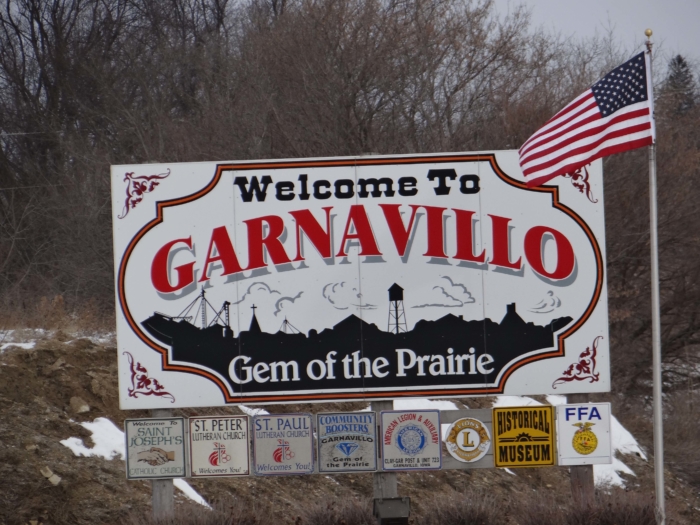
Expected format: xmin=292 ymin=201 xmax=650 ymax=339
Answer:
xmin=496 ymin=0 xmax=700 ymax=67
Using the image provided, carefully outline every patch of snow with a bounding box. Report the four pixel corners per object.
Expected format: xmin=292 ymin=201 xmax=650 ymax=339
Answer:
xmin=60 ymin=417 xmax=209 ymax=507
xmin=545 ymin=395 xmax=567 ymax=406
xmin=504 ymin=468 xmax=517 ymax=476
xmin=324 ymin=475 xmax=340 ymax=485
xmin=0 ymin=341 xmax=36 ymax=353
xmin=492 ymin=395 xmax=543 ymax=407
xmin=492 ymin=395 xmax=647 ymax=488
xmin=87 ymin=332 xmax=116 ymax=345
xmin=174 ymin=479 xmax=211 ymax=508
xmin=594 ymin=457 xmax=635 ymax=487
xmin=356 ymin=399 xmax=460 ymax=413
xmin=238 ymin=405 xmax=270 ymax=417
xmin=393 ymin=399 xmax=459 ymax=411
xmin=60 ymin=417 xmax=124 ymax=460
xmin=611 ymin=415 xmax=647 ymax=460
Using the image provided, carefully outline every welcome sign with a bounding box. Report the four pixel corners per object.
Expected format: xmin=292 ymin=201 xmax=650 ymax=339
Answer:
xmin=112 ymin=152 xmax=610 ymax=408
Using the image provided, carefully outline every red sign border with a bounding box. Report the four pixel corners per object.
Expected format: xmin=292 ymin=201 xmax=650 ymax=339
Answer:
xmin=117 ymin=154 xmax=604 ymax=403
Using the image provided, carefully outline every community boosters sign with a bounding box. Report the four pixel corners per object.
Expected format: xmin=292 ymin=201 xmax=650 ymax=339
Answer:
xmin=112 ymin=152 xmax=610 ymax=408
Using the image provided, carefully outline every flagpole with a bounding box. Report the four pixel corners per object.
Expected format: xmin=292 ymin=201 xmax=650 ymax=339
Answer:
xmin=645 ymin=28 xmax=665 ymax=525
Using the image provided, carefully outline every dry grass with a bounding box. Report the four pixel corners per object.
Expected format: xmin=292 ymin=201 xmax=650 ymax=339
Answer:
xmin=663 ymin=390 xmax=700 ymax=487
xmin=297 ymin=498 xmax=375 ymax=525
xmin=124 ymin=490 xmax=657 ymax=525
xmin=417 ymin=490 xmax=505 ymax=525
xmin=127 ymin=500 xmax=272 ymax=525
xmin=515 ymin=490 xmax=656 ymax=525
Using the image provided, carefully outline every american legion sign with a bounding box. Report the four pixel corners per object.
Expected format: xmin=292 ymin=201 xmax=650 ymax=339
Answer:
xmin=111 ymin=152 xmax=610 ymax=408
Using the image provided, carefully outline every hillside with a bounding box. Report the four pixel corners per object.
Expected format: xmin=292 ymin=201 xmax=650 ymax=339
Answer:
xmin=1 ymin=330 xmax=699 ymax=524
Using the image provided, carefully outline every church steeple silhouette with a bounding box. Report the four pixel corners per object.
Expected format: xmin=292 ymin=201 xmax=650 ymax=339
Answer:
xmin=249 ymin=304 xmax=262 ymax=333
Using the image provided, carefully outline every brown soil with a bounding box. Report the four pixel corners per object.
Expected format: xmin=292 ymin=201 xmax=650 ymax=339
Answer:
xmin=0 ymin=332 xmax=698 ymax=524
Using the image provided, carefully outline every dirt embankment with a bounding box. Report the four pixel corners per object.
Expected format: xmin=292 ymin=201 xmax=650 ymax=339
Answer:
xmin=0 ymin=332 xmax=698 ymax=524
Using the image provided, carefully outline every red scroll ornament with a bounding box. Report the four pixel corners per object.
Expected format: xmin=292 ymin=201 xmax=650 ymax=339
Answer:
xmin=118 ymin=169 xmax=171 ymax=219
xmin=124 ymin=351 xmax=175 ymax=402
xmin=563 ymin=164 xmax=598 ymax=203
xmin=552 ymin=336 xmax=602 ymax=389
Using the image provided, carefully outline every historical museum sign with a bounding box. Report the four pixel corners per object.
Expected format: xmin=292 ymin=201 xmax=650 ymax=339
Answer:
xmin=493 ymin=406 xmax=555 ymax=468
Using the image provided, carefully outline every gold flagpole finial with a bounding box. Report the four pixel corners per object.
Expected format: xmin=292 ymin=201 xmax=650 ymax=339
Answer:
xmin=645 ymin=29 xmax=653 ymax=52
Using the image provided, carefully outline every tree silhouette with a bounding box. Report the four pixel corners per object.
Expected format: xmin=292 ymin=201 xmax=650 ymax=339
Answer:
xmin=664 ymin=54 xmax=696 ymax=114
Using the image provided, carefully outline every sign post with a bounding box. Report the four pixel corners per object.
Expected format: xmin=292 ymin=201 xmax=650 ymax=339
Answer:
xmin=123 ymin=411 xmax=186 ymax=519
xmin=565 ymin=394 xmax=595 ymax=506
xmin=372 ymin=400 xmax=397 ymax=499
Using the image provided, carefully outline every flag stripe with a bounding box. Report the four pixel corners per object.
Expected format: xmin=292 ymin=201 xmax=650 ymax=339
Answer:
xmin=519 ymin=51 xmax=655 ymax=187
xmin=522 ymin=122 xmax=653 ymax=177
xmin=522 ymin=124 xmax=652 ymax=178
xmin=520 ymin=98 xmax=599 ymax=157
xmin=523 ymin=126 xmax=654 ymax=181
xmin=526 ymin=136 xmax=654 ymax=187
xmin=521 ymin=107 xmax=602 ymax=161
xmin=521 ymin=107 xmax=651 ymax=170
xmin=520 ymin=93 xmax=596 ymax=154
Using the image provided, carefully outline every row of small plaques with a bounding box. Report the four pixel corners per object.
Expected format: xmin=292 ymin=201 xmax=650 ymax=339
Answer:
xmin=125 ymin=403 xmax=610 ymax=480
xmin=125 ymin=409 xmax=452 ymax=479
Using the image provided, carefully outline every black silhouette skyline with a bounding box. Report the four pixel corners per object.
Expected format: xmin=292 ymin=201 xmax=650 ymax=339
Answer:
xmin=141 ymin=284 xmax=572 ymax=395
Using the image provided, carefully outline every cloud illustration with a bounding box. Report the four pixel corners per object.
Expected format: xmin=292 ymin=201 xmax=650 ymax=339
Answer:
xmin=229 ymin=282 xmax=303 ymax=320
xmin=274 ymin=291 xmax=304 ymax=316
xmin=529 ymin=290 xmax=562 ymax=314
xmin=412 ymin=276 xmax=476 ymax=309
xmin=231 ymin=282 xmax=281 ymax=305
xmin=322 ymin=281 xmax=377 ymax=310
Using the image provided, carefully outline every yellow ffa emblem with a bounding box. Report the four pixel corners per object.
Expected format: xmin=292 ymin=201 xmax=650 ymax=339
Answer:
xmin=572 ymin=422 xmax=598 ymax=455
xmin=445 ymin=418 xmax=491 ymax=463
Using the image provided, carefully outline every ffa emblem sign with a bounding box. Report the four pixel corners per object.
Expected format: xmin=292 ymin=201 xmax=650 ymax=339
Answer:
xmin=445 ymin=417 xmax=491 ymax=463
xmin=571 ymin=422 xmax=598 ymax=455
xmin=556 ymin=403 xmax=612 ymax=466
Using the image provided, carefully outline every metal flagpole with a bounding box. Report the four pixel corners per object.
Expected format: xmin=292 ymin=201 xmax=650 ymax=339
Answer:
xmin=645 ymin=28 xmax=665 ymax=525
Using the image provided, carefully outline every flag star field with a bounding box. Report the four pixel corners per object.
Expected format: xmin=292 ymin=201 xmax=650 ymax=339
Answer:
xmin=591 ymin=55 xmax=648 ymax=117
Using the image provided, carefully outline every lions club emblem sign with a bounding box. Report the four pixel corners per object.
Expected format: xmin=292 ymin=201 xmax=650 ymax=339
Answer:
xmin=445 ymin=418 xmax=491 ymax=463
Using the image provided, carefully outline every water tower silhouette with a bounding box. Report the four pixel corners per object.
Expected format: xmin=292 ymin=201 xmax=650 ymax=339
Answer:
xmin=387 ymin=283 xmax=407 ymax=334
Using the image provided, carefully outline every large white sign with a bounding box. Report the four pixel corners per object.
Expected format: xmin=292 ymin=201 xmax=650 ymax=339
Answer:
xmin=556 ymin=403 xmax=612 ymax=466
xmin=112 ymin=152 xmax=610 ymax=408
xmin=189 ymin=416 xmax=250 ymax=477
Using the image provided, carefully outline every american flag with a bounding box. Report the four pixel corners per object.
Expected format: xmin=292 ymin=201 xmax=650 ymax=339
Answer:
xmin=519 ymin=52 xmax=655 ymax=187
